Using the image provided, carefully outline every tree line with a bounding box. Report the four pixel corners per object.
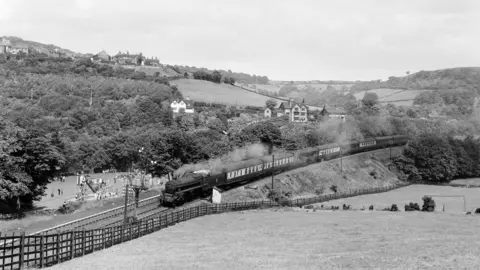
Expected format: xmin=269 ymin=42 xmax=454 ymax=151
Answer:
xmin=192 ymin=70 xmax=236 ymax=85
xmin=394 ymin=134 xmax=480 ymax=183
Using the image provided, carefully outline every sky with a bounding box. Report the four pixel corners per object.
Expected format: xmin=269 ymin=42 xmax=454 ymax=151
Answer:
xmin=1 ymin=0 xmax=480 ymax=81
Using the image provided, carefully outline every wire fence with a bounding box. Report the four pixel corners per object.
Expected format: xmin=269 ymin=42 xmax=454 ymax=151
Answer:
xmin=0 ymin=182 xmax=410 ymax=270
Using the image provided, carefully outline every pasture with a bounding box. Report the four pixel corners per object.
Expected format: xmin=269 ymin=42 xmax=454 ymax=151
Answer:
xmin=354 ymin=88 xmax=431 ymax=106
xmin=47 ymin=209 xmax=480 ymax=270
xmin=172 ymin=79 xmax=285 ymax=107
xmin=318 ymin=184 xmax=480 ymax=213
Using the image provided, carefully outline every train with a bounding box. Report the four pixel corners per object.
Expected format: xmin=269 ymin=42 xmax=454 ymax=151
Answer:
xmin=160 ymin=135 xmax=408 ymax=207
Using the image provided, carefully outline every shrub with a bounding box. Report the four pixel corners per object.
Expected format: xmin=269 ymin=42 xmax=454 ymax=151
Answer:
xmin=330 ymin=185 xmax=338 ymax=193
xmin=404 ymin=202 xmax=420 ymax=211
xmin=475 ymin=208 xmax=480 ymax=214
xmin=421 ymin=196 xmax=436 ymax=212
xmin=342 ymin=204 xmax=351 ymax=210
xmin=314 ymin=186 xmax=325 ymax=196
xmin=391 ymin=204 xmax=399 ymax=212
xmin=304 ymin=205 xmax=314 ymax=209
xmin=369 ymin=205 xmax=374 ymax=210
xmin=330 ymin=205 xmax=340 ymax=210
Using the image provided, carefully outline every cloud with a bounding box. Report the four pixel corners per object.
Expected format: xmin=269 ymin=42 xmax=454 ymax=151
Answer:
xmin=1 ymin=0 xmax=480 ymax=81
xmin=0 ymin=0 xmax=13 ymax=21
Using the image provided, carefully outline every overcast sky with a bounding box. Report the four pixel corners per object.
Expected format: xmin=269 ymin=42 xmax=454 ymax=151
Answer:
xmin=1 ymin=0 xmax=479 ymax=81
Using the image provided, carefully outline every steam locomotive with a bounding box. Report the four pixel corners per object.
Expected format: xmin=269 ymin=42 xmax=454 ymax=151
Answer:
xmin=161 ymin=135 xmax=408 ymax=207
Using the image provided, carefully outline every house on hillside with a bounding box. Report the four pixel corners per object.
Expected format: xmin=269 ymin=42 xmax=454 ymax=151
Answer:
xmin=171 ymin=97 xmax=194 ymax=113
xmin=320 ymin=105 xmax=347 ymax=122
xmin=276 ymin=98 xmax=308 ymax=122
xmin=92 ymin=50 xmax=111 ymax=63
xmin=264 ymin=107 xmax=276 ymax=118
xmin=112 ymin=52 xmax=145 ymax=66
xmin=144 ymin=57 xmax=160 ymax=66
xmin=0 ymin=39 xmax=29 ymax=55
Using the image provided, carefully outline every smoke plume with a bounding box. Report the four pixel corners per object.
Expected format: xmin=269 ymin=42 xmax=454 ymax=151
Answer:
xmin=174 ymin=143 xmax=268 ymax=177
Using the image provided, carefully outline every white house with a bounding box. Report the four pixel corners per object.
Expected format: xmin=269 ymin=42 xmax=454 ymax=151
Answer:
xmin=277 ymin=99 xmax=308 ymax=122
xmin=171 ymin=97 xmax=194 ymax=113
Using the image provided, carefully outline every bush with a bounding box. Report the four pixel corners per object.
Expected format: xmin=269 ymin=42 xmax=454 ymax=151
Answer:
xmin=304 ymin=205 xmax=314 ymax=209
xmin=314 ymin=186 xmax=325 ymax=196
xmin=404 ymin=202 xmax=420 ymax=211
xmin=421 ymin=196 xmax=436 ymax=212
xmin=369 ymin=205 xmax=374 ymax=210
xmin=342 ymin=204 xmax=351 ymax=210
xmin=475 ymin=208 xmax=480 ymax=214
xmin=391 ymin=204 xmax=399 ymax=212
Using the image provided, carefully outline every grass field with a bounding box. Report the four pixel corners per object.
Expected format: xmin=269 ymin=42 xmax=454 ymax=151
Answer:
xmin=48 ymin=208 xmax=480 ymax=270
xmin=172 ymin=79 xmax=285 ymax=107
xmin=450 ymin=178 xmax=480 ymax=186
xmin=317 ymin=184 xmax=480 ymax=213
xmin=353 ymin=88 xmax=432 ymax=106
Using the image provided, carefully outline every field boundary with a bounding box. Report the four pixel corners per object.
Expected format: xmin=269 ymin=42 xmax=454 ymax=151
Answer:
xmin=29 ymin=195 xmax=161 ymax=237
xmin=0 ymin=182 xmax=410 ymax=269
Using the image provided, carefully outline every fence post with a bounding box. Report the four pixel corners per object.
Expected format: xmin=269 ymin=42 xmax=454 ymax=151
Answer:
xmin=82 ymin=228 xmax=86 ymax=257
xmin=40 ymin=232 xmax=45 ymax=268
xmin=19 ymin=231 xmax=25 ymax=270
xmin=138 ymin=220 xmax=142 ymax=238
xmin=70 ymin=229 xmax=75 ymax=260
xmin=56 ymin=231 xmax=60 ymax=264
xmin=102 ymin=228 xmax=106 ymax=249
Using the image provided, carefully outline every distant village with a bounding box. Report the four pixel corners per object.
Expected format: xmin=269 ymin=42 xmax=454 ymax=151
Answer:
xmin=0 ymin=38 xmax=161 ymax=67
xmin=1 ymin=37 xmax=347 ymax=123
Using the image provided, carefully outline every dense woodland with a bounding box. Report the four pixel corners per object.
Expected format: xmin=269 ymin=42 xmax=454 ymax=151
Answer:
xmin=1 ymin=53 xmax=480 ymax=212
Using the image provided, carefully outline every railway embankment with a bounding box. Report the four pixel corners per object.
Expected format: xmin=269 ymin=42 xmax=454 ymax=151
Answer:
xmin=222 ymin=146 xmax=405 ymax=202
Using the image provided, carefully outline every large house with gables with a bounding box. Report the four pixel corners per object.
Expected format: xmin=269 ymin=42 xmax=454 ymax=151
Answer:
xmin=265 ymin=99 xmax=308 ymax=122
xmin=170 ymin=97 xmax=194 ymax=113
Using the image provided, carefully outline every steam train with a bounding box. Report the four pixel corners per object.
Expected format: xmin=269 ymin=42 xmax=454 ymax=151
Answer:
xmin=161 ymin=135 xmax=408 ymax=207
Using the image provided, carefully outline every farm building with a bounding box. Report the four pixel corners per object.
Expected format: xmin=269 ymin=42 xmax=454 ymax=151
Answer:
xmin=92 ymin=50 xmax=111 ymax=62
xmin=277 ymin=99 xmax=308 ymax=123
xmin=320 ymin=105 xmax=347 ymax=122
xmin=171 ymin=97 xmax=194 ymax=113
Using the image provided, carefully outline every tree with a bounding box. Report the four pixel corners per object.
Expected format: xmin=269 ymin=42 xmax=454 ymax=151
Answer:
xmin=212 ymin=70 xmax=222 ymax=83
xmin=184 ymin=72 xmax=189 ymax=79
xmin=265 ymin=99 xmax=278 ymax=110
xmin=406 ymin=109 xmax=417 ymax=118
xmin=397 ymin=134 xmax=458 ymax=182
xmin=0 ymin=120 xmax=65 ymax=211
xmin=362 ymin=92 xmax=379 ymax=107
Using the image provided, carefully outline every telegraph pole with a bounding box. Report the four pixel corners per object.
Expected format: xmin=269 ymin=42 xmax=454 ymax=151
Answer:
xmin=390 ymin=140 xmax=393 ymax=160
xmin=123 ymin=184 xmax=129 ymax=226
xmin=271 ymin=155 xmax=275 ymax=190
xmin=340 ymin=149 xmax=343 ymax=173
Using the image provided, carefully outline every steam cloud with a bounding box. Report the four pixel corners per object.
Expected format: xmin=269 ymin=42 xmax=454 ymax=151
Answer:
xmin=174 ymin=143 xmax=268 ymax=177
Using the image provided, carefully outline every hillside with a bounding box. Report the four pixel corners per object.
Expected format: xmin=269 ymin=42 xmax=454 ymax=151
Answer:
xmin=48 ymin=208 xmax=480 ymax=270
xmin=351 ymin=67 xmax=480 ymax=93
xmin=1 ymin=36 xmax=85 ymax=58
xmin=172 ymin=79 xmax=286 ymax=107
xmin=353 ymin=89 xmax=431 ymax=106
